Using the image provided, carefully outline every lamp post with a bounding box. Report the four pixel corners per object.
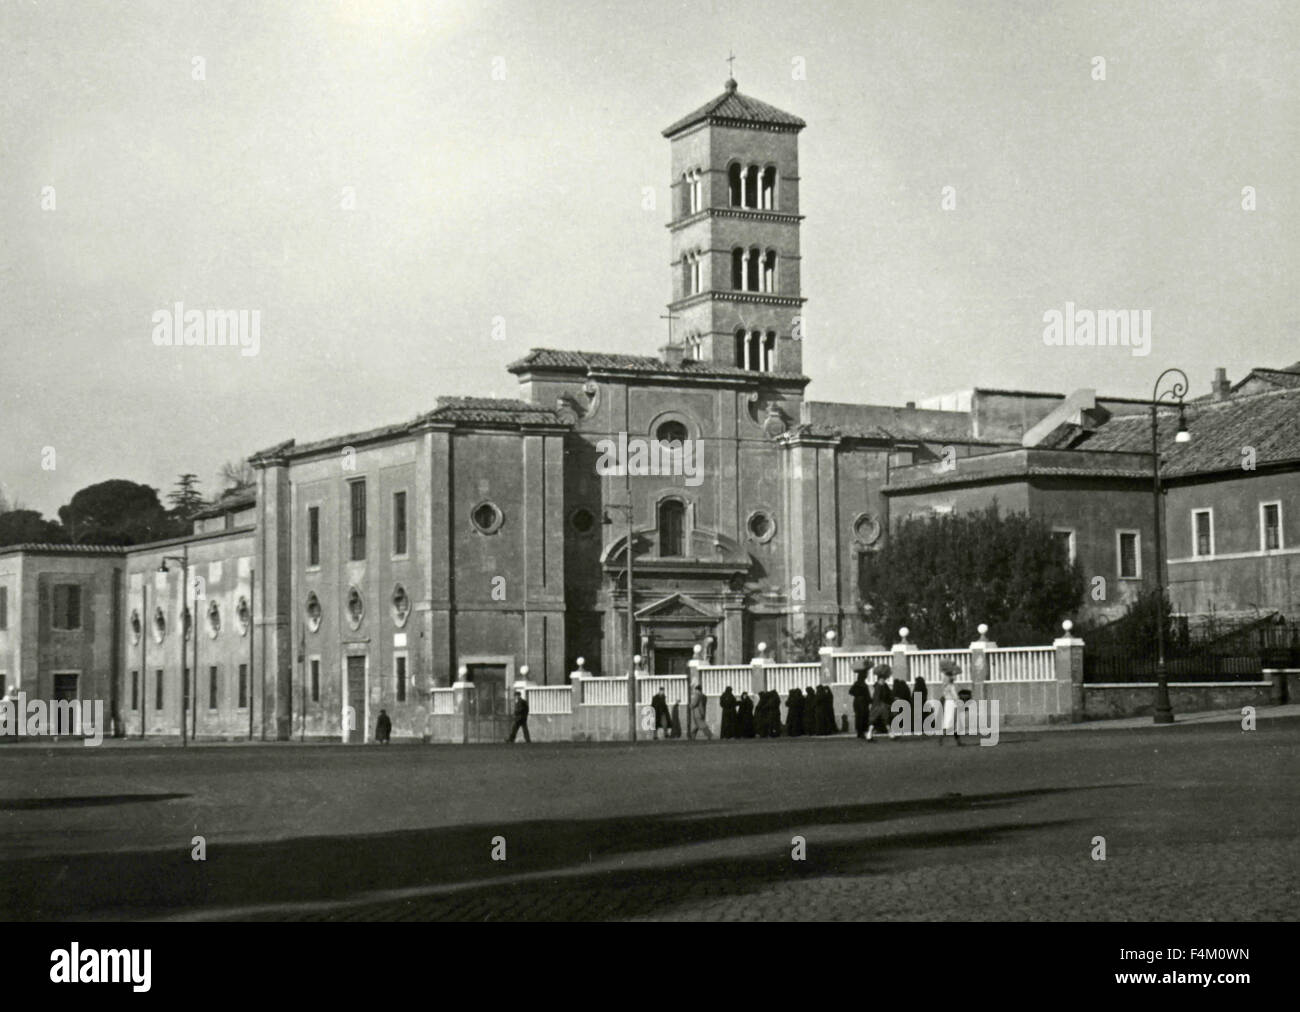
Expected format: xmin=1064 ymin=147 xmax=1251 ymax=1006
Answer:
xmin=158 ymin=546 xmax=197 ymax=746
xmin=603 ymin=502 xmax=638 ymax=743
xmin=1149 ymin=367 xmax=1192 ymax=725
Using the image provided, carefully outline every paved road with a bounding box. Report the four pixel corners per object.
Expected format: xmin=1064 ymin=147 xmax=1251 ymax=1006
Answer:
xmin=2 ymin=716 xmax=1297 ymax=920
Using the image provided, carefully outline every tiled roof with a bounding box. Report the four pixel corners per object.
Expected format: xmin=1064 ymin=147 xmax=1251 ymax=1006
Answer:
xmin=1073 ymin=386 xmax=1300 ymax=476
xmin=190 ymin=489 xmax=256 ymax=520
xmin=508 ymin=347 xmax=809 ymax=382
xmin=415 ymin=397 xmax=564 ymax=426
xmin=1231 ymin=365 xmax=1300 ymax=392
xmin=885 ymin=464 xmax=1152 ymax=492
xmin=0 ymin=542 xmax=125 ymax=555
xmin=663 ymin=80 xmax=806 ymax=136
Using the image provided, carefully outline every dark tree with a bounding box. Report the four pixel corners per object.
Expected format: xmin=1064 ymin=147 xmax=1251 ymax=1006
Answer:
xmin=782 ymin=619 xmax=832 ymax=661
xmin=859 ymin=504 xmax=1085 ymax=647
xmin=167 ymin=473 xmax=206 ymax=520
xmin=217 ymin=459 xmax=255 ymax=496
xmin=0 ymin=508 xmax=68 ymax=546
xmin=57 ymin=480 xmax=181 ymax=545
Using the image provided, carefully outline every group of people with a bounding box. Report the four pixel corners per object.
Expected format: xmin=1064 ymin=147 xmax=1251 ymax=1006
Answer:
xmin=848 ymin=658 xmax=965 ymax=744
xmin=714 ymin=686 xmax=839 ymax=738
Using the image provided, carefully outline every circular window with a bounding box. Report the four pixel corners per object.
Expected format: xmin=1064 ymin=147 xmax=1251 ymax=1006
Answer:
xmin=470 ymin=501 xmax=504 ymax=535
xmin=391 ymin=585 xmax=410 ymax=627
xmin=570 ymin=507 xmax=596 ymax=535
xmin=207 ymin=600 xmax=221 ymax=638
xmin=747 ymin=509 xmax=776 ymax=543
xmin=305 ymin=592 xmax=322 ymax=632
xmin=853 ymin=512 xmax=882 ymax=547
xmin=656 ymin=420 xmax=689 ymax=445
xmin=346 ymin=587 xmax=364 ymax=629
xmin=153 ymin=607 xmax=166 ymax=643
xmin=129 ymin=609 xmax=142 ymax=645
xmin=236 ymin=596 xmax=250 ymax=636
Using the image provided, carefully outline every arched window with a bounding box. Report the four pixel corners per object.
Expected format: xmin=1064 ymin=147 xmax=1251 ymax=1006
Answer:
xmin=763 ymin=331 xmax=776 ymax=372
xmin=681 ymin=255 xmax=692 ymax=296
xmin=762 ymin=166 xmax=777 ymax=209
xmin=746 ymin=247 xmax=760 ymax=291
xmin=744 ymin=165 xmax=760 ymax=209
xmin=728 ymin=164 xmax=742 ymax=206
xmin=746 ymin=331 xmax=762 ymax=372
xmin=734 ymin=328 xmax=747 ymax=368
xmin=690 ymin=169 xmax=703 ymax=213
xmin=690 ymin=251 xmax=702 ymax=294
xmin=731 ymin=248 xmax=744 ymax=290
xmin=763 ymin=250 xmax=776 ymax=293
xmin=658 ymin=499 xmax=685 ymax=557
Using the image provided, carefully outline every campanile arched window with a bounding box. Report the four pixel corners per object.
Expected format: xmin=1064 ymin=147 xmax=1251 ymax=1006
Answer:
xmin=728 ymin=163 xmax=743 ymax=206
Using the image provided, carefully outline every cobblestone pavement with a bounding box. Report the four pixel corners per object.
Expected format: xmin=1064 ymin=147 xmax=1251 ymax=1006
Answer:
xmin=3 ymin=715 xmax=1297 ymax=920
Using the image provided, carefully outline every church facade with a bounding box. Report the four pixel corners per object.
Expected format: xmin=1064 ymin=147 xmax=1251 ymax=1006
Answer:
xmin=4 ymin=79 xmax=1296 ymax=742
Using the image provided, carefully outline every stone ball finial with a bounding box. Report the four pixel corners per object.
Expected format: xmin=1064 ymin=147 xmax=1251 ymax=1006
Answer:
xmin=825 ymin=629 xmax=837 ymax=642
xmin=575 ymin=656 xmax=585 ymax=668
xmin=1062 ymin=619 xmax=1074 ymax=633
xmin=977 ymin=623 xmax=989 ymax=637
xmin=633 ymin=654 xmax=642 ymax=665
xmin=899 ymin=626 xmax=910 ymax=640
xmin=519 ymin=665 xmax=529 ymax=678
xmin=457 ymin=665 xmax=468 ymax=677
xmin=725 ymin=77 xmax=738 ymax=93
xmin=693 ymin=644 xmax=702 ymax=655
xmin=756 ymin=641 xmax=767 ymax=653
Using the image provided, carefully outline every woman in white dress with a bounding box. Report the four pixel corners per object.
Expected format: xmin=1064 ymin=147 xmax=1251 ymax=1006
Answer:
xmin=938 ymin=661 xmax=962 ymax=746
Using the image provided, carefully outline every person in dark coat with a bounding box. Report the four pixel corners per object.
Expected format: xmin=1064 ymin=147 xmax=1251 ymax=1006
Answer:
xmin=890 ymin=672 xmax=913 ymax=735
xmin=912 ymin=676 xmax=929 ymax=731
xmin=669 ymin=696 xmax=683 ymax=738
xmin=375 ymin=708 xmax=392 ymax=744
xmin=771 ymin=691 xmax=785 ymax=736
xmin=819 ymin=684 xmax=837 ymax=735
xmin=754 ymin=691 xmax=771 ymax=738
xmin=738 ymin=691 xmax=755 ymax=738
xmin=867 ymin=664 xmax=894 ymax=741
xmin=786 ymin=688 xmax=804 ymax=736
xmin=507 ymin=691 xmax=530 ymax=743
xmin=849 ymin=661 xmax=872 ymax=739
xmin=805 ymin=685 xmax=819 ymax=735
xmin=651 ymin=687 xmax=672 ymax=740
xmin=719 ymin=687 xmax=739 ymax=739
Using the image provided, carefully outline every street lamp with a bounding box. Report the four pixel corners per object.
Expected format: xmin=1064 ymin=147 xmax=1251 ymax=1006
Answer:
xmin=1149 ymin=367 xmax=1192 ymax=725
xmin=603 ymin=503 xmax=638 ymax=743
xmin=158 ymin=546 xmax=198 ymax=746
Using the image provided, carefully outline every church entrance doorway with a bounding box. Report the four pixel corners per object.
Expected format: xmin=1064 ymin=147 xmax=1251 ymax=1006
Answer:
xmin=465 ymin=663 xmax=510 ymax=743
xmin=654 ymin=648 xmax=695 ymax=675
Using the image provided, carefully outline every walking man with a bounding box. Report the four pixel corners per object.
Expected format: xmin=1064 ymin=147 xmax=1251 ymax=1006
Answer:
xmin=651 ymin=686 xmax=672 ymax=740
xmin=938 ymin=662 xmax=962 ymax=746
xmin=375 ymin=708 xmax=392 ymax=744
xmin=689 ymin=682 xmax=713 ymax=739
xmin=849 ymin=659 xmax=872 ymax=740
xmin=507 ymin=689 xmax=531 ymax=743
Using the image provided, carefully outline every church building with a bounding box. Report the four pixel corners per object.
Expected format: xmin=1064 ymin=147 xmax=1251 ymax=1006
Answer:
xmin=2 ymin=78 xmax=1295 ymax=741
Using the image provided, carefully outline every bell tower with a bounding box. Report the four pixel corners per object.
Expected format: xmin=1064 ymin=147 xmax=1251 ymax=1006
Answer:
xmin=663 ymin=77 xmax=806 ymax=374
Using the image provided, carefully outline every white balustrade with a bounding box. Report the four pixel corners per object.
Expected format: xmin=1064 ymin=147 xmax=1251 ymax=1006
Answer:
xmin=986 ymin=646 xmax=1056 ymax=683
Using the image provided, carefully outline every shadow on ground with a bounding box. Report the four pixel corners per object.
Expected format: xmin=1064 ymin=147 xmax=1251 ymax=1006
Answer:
xmin=0 ymin=793 xmax=189 ymax=811
xmin=1 ymin=785 xmax=1113 ymax=920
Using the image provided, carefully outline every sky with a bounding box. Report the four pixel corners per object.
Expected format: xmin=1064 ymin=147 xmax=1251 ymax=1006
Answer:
xmin=1 ymin=0 xmax=1297 ymax=517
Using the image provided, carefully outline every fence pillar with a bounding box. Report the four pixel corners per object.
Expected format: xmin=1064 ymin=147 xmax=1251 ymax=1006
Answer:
xmin=569 ymin=657 xmax=587 ymax=706
xmin=750 ymin=641 xmax=768 ymax=697
xmin=1053 ymin=620 xmax=1086 ymax=723
xmin=968 ymin=624 xmax=996 ymax=700
xmin=819 ymin=630 xmax=836 ymax=685
xmin=452 ymin=667 xmax=474 ymax=745
xmin=891 ymin=626 xmax=916 ymax=684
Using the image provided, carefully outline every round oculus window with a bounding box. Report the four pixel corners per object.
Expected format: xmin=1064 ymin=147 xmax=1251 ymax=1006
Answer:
xmin=747 ymin=509 xmax=776 ymax=543
xmin=570 ymin=507 xmax=596 ymax=535
xmin=305 ymin=592 xmax=323 ymax=632
xmin=471 ymin=501 xmax=504 ymax=534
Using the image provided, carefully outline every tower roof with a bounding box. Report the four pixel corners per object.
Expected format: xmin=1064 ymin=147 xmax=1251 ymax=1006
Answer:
xmin=662 ymin=79 xmax=806 ymax=137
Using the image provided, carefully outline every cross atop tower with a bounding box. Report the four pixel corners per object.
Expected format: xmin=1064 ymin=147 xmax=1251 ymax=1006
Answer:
xmin=726 ymin=50 xmax=736 ymax=80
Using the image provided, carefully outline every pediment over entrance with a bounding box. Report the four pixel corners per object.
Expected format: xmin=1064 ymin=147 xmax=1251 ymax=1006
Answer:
xmin=600 ymin=527 xmax=752 ymax=575
xmin=635 ymin=592 xmax=721 ymax=622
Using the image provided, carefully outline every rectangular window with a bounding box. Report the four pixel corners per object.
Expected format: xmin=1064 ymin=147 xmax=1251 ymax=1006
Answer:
xmin=155 ymin=669 xmax=164 ymax=710
xmin=52 ymin=584 xmax=82 ymax=630
xmin=52 ymin=673 xmax=78 ymax=701
xmin=183 ymin=667 xmax=190 ymax=706
xmin=396 ymin=654 xmax=407 ymax=703
xmin=208 ymin=665 xmax=219 ymax=710
xmin=238 ymin=663 xmax=249 ymax=709
xmin=0 ymin=585 xmax=7 ymax=630
xmin=1051 ymin=529 xmax=1076 ymax=565
xmin=1193 ymin=509 xmax=1213 ymax=558
xmin=1118 ymin=530 xmax=1141 ymax=580
xmin=311 ymin=658 xmax=320 ymax=703
xmin=131 ymin=670 xmax=139 ymax=711
xmin=308 ymin=506 xmax=321 ymax=567
xmin=393 ymin=491 xmax=407 ymax=556
xmin=350 ymin=481 xmax=366 ymax=561
xmin=1262 ymin=502 xmax=1282 ymax=551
